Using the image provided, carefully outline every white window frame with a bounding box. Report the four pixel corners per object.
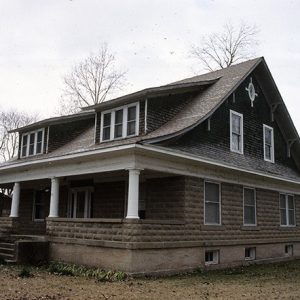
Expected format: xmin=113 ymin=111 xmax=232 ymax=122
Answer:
xmin=21 ymin=128 xmax=45 ymax=158
xmin=230 ymin=110 xmax=244 ymax=154
xmin=243 ymin=187 xmax=257 ymax=226
xmin=67 ymin=187 xmax=93 ymax=219
xmin=204 ymin=181 xmax=222 ymax=225
xmin=263 ymin=124 xmax=275 ymax=163
xmin=100 ymin=102 xmax=140 ymax=142
xmin=280 ymin=193 xmax=296 ymax=227
xmin=205 ymin=250 xmax=219 ymax=265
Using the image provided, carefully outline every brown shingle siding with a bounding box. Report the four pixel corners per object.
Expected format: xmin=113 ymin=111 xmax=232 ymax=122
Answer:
xmin=47 ymin=118 xmax=94 ymax=153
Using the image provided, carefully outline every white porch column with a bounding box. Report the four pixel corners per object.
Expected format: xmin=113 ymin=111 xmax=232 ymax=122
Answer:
xmin=49 ymin=177 xmax=60 ymax=218
xmin=10 ymin=182 xmax=21 ymax=218
xmin=126 ymin=169 xmax=141 ymax=219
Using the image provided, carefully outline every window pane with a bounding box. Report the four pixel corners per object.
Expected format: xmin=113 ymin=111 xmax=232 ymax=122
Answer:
xmin=22 ymin=135 xmax=28 ymax=157
xmin=36 ymin=142 xmax=42 ymax=154
xmin=232 ymin=114 xmax=241 ymax=134
xmin=265 ymin=128 xmax=272 ymax=144
xmin=128 ymin=106 xmax=136 ymax=121
xmin=115 ymin=109 xmax=123 ymax=124
xmin=205 ymin=182 xmax=220 ymax=203
xmin=127 ymin=121 xmax=136 ymax=136
xmin=205 ymin=202 xmax=220 ymax=224
xmin=288 ymin=196 xmax=294 ymax=209
xmin=114 ymin=124 xmax=123 ymax=138
xmin=288 ymin=210 xmax=295 ymax=225
xmin=244 ymin=206 xmax=255 ymax=225
xmin=280 ymin=209 xmax=287 ymax=225
xmin=37 ymin=131 xmax=43 ymax=143
xmin=103 ymin=113 xmax=111 ymax=127
xmin=29 ymin=133 xmax=35 ymax=155
xmin=244 ymin=189 xmax=255 ymax=206
xmin=102 ymin=127 xmax=110 ymax=141
xmin=76 ymin=191 xmax=86 ymax=218
xmin=280 ymin=195 xmax=286 ymax=209
xmin=34 ymin=191 xmax=46 ymax=220
xmin=232 ymin=134 xmax=240 ymax=151
xmin=265 ymin=145 xmax=271 ymax=160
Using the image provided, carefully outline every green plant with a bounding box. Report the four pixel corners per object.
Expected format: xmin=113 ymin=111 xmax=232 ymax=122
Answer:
xmin=47 ymin=262 xmax=126 ymax=282
xmin=18 ymin=266 xmax=33 ymax=278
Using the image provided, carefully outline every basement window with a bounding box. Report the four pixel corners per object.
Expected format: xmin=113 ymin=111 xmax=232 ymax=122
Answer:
xmin=205 ymin=250 xmax=219 ymax=265
xmin=285 ymin=245 xmax=293 ymax=256
xmin=21 ymin=129 xmax=45 ymax=158
xmin=100 ymin=102 xmax=139 ymax=142
xmin=245 ymin=247 xmax=256 ymax=260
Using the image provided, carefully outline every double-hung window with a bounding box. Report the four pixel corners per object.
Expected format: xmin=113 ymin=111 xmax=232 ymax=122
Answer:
xmin=263 ymin=125 xmax=274 ymax=162
xmin=21 ymin=129 xmax=44 ymax=157
xmin=280 ymin=194 xmax=295 ymax=227
xmin=243 ymin=187 xmax=256 ymax=226
xmin=204 ymin=181 xmax=221 ymax=225
xmin=101 ymin=103 xmax=139 ymax=142
xmin=33 ymin=190 xmax=49 ymax=221
xmin=230 ymin=110 xmax=243 ymax=154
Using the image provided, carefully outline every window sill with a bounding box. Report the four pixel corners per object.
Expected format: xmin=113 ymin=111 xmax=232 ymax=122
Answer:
xmin=100 ymin=134 xmax=138 ymax=143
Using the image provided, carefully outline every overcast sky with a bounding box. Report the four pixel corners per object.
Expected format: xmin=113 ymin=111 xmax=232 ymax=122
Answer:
xmin=0 ymin=0 xmax=299 ymax=130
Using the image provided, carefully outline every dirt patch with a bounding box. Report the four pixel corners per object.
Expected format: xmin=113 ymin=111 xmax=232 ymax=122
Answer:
xmin=1 ymin=260 xmax=300 ymax=299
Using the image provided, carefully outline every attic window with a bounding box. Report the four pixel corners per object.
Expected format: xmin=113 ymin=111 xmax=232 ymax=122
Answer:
xmin=21 ymin=129 xmax=44 ymax=158
xmin=263 ymin=125 xmax=274 ymax=163
xmin=230 ymin=110 xmax=244 ymax=154
xmin=100 ymin=102 xmax=139 ymax=142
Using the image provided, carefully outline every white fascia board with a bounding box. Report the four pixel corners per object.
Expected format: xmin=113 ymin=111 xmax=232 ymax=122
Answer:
xmin=0 ymin=144 xmax=137 ymax=172
xmin=1 ymin=142 xmax=300 ymax=188
xmin=135 ymin=144 xmax=300 ymax=186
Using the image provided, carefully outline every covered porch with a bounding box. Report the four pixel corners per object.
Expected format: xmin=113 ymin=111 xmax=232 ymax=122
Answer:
xmin=0 ymin=168 xmax=187 ymax=239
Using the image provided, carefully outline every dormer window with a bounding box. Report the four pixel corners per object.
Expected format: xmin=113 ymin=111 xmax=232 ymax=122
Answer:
xmin=100 ymin=102 xmax=139 ymax=142
xmin=263 ymin=124 xmax=274 ymax=162
xmin=230 ymin=110 xmax=243 ymax=154
xmin=21 ymin=129 xmax=44 ymax=158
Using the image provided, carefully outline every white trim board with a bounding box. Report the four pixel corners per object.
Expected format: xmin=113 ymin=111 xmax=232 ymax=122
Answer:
xmin=1 ymin=143 xmax=300 ymax=192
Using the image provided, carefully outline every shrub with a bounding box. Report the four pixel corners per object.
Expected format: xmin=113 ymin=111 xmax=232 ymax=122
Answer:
xmin=47 ymin=262 xmax=126 ymax=281
xmin=18 ymin=267 xmax=33 ymax=278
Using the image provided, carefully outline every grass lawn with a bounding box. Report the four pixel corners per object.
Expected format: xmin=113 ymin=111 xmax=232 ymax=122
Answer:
xmin=1 ymin=260 xmax=300 ymax=299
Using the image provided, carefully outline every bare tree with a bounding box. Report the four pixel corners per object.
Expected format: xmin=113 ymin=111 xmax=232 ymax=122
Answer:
xmin=191 ymin=22 xmax=259 ymax=72
xmin=0 ymin=110 xmax=37 ymax=162
xmin=59 ymin=44 xmax=127 ymax=115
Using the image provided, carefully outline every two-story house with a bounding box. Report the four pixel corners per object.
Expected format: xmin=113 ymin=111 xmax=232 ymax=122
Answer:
xmin=0 ymin=57 xmax=300 ymax=274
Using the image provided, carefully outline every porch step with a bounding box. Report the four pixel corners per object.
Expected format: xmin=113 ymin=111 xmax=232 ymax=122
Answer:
xmin=0 ymin=241 xmax=15 ymax=261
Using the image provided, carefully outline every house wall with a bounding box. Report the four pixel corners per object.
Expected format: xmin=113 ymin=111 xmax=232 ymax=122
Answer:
xmin=47 ymin=118 xmax=95 ymax=153
xmin=146 ymin=92 xmax=196 ymax=133
xmin=15 ymin=189 xmax=49 ymax=235
xmin=47 ymin=175 xmax=300 ymax=273
xmin=162 ymin=74 xmax=299 ymax=179
xmin=93 ymin=181 xmax=125 ymax=218
xmin=145 ymin=176 xmax=185 ymax=220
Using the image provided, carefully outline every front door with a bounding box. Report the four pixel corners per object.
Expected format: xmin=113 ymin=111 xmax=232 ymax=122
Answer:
xmin=68 ymin=188 xmax=92 ymax=218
